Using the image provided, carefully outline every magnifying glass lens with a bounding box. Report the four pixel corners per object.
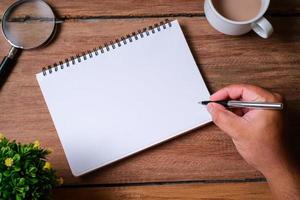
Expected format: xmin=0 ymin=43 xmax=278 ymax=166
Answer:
xmin=2 ymin=0 xmax=55 ymax=49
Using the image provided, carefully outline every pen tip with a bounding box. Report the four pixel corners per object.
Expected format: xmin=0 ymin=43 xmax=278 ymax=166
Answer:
xmin=200 ymin=101 xmax=210 ymax=105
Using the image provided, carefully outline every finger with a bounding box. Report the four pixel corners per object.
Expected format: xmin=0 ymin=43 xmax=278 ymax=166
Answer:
xmin=210 ymin=84 xmax=275 ymax=102
xmin=273 ymin=92 xmax=284 ymax=101
xmin=207 ymin=103 xmax=247 ymax=139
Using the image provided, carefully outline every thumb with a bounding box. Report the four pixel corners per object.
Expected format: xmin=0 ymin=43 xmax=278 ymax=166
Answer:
xmin=207 ymin=103 xmax=246 ymax=139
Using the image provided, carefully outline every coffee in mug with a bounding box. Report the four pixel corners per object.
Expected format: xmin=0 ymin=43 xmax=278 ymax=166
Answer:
xmin=204 ymin=0 xmax=273 ymax=38
xmin=212 ymin=0 xmax=262 ymax=22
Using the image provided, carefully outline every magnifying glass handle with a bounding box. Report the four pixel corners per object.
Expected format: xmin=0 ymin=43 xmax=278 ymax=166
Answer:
xmin=0 ymin=47 xmax=19 ymax=88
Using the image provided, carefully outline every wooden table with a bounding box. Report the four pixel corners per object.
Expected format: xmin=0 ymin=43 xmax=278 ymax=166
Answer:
xmin=1 ymin=0 xmax=299 ymax=199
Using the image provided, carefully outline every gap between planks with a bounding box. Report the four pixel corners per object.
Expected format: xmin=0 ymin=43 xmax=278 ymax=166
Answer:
xmin=58 ymin=178 xmax=267 ymax=189
xmin=0 ymin=12 xmax=300 ymax=23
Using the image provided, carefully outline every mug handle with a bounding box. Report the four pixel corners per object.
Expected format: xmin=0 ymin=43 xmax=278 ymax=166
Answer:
xmin=251 ymin=17 xmax=274 ymax=39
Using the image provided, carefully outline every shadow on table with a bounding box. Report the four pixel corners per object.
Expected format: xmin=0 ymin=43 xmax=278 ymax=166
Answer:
xmin=271 ymin=16 xmax=300 ymax=43
xmin=284 ymin=103 xmax=300 ymax=169
xmin=269 ymin=16 xmax=300 ymax=168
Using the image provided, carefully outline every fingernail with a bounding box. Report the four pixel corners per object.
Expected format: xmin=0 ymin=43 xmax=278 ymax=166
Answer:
xmin=207 ymin=103 xmax=214 ymax=114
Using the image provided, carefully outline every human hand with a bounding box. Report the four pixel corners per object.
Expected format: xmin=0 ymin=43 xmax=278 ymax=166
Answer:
xmin=207 ymin=84 xmax=300 ymax=199
xmin=207 ymin=84 xmax=285 ymax=177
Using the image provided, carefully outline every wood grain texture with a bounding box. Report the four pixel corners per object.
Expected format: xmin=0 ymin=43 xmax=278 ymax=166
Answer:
xmin=0 ymin=1 xmax=299 ymax=199
xmin=0 ymin=17 xmax=299 ymax=185
xmin=53 ymin=182 xmax=272 ymax=200
xmin=0 ymin=0 xmax=299 ymax=18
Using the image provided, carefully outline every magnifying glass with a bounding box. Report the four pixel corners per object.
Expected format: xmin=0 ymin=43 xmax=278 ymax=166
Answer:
xmin=1 ymin=0 xmax=56 ymax=88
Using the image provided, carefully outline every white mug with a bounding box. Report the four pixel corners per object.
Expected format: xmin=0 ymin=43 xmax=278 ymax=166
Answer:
xmin=204 ymin=0 xmax=273 ymax=38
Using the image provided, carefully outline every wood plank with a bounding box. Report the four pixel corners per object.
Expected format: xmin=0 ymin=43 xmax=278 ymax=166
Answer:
xmin=53 ymin=182 xmax=272 ymax=200
xmin=0 ymin=0 xmax=299 ymax=18
xmin=0 ymin=17 xmax=299 ymax=185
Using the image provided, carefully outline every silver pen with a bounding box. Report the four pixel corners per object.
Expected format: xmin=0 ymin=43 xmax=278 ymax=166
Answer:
xmin=201 ymin=100 xmax=284 ymax=110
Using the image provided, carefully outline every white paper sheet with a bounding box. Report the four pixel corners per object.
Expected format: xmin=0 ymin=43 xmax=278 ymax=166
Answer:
xmin=36 ymin=20 xmax=212 ymax=176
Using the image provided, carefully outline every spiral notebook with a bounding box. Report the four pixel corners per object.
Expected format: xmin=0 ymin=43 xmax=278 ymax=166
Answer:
xmin=36 ymin=19 xmax=211 ymax=176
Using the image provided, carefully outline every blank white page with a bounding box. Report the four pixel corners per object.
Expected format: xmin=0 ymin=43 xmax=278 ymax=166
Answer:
xmin=36 ymin=20 xmax=211 ymax=176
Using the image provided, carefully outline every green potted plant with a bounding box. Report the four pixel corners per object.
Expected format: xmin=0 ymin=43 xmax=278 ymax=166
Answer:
xmin=0 ymin=133 xmax=63 ymax=200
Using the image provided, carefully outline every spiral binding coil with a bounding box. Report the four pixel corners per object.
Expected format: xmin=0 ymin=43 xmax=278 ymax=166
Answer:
xmin=42 ymin=19 xmax=172 ymax=76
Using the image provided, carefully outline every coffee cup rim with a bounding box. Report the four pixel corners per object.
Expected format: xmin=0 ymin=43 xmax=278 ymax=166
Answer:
xmin=208 ymin=0 xmax=270 ymax=24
